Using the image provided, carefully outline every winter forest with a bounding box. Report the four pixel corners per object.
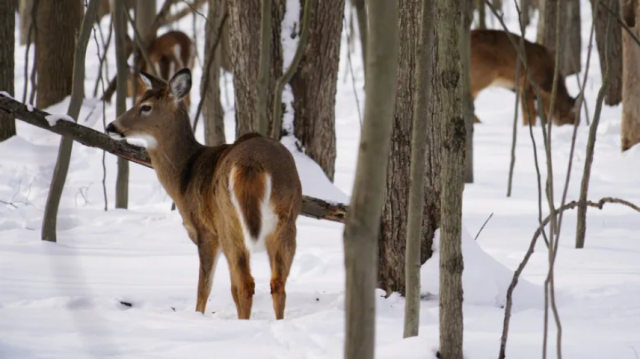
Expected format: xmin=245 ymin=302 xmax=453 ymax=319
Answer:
xmin=1 ymin=0 xmax=640 ymax=358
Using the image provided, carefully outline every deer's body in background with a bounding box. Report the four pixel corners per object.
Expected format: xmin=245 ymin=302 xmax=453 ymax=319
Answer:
xmin=107 ymin=69 xmax=302 ymax=320
xmin=127 ymin=31 xmax=196 ymax=108
xmin=470 ymin=29 xmax=578 ymax=126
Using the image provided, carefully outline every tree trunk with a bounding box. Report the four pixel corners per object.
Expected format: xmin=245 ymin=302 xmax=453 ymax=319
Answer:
xmin=256 ymin=0 xmax=272 ymax=136
xmin=377 ymin=0 xmax=420 ymax=295
xmin=41 ymin=0 xmax=100 ymax=242
xmin=227 ymin=0 xmax=283 ymax=139
xmin=35 ymin=0 xmax=83 ymax=109
xmin=436 ymin=0 xmax=464 ymax=357
xmin=591 ymin=0 xmax=622 ymax=105
xmin=115 ymin=0 xmax=129 ymax=209
xmin=290 ymin=0 xmax=344 ymax=181
xmin=0 ymin=0 xmax=16 ymax=142
xmin=202 ymin=0 xmax=226 ymax=145
xmin=537 ymin=0 xmax=563 ymax=63
xmin=19 ymin=0 xmax=34 ymax=45
xmin=563 ymin=0 xmax=581 ymax=76
xmin=135 ymin=0 xmax=155 ymax=32
xmin=343 ymin=0 xmax=399 ymax=357
xmin=353 ymin=0 xmax=367 ymax=76
xmin=462 ymin=0 xmax=473 ymax=183
xmin=403 ymin=0 xmax=433 ymax=339
xmin=622 ymin=0 xmax=640 ymax=151
xmin=477 ymin=0 xmax=486 ymax=29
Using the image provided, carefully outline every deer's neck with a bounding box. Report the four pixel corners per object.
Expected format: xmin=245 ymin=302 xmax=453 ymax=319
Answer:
xmin=146 ymin=123 xmax=203 ymax=201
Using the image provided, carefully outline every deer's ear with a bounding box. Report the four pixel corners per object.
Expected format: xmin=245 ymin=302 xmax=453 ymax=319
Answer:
xmin=168 ymin=68 xmax=192 ymax=102
xmin=139 ymin=70 xmax=164 ymax=90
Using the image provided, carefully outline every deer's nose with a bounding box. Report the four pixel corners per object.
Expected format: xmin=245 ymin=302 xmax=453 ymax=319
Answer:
xmin=106 ymin=123 xmax=124 ymax=139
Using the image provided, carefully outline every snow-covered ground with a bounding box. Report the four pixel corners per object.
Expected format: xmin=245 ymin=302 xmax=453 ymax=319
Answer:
xmin=2 ymin=1 xmax=640 ymax=358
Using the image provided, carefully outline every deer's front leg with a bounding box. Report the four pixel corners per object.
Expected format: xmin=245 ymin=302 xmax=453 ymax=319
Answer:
xmin=195 ymin=231 xmax=220 ymax=314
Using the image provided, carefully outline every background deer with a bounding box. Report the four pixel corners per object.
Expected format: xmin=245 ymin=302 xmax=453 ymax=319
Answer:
xmin=106 ymin=69 xmax=302 ymax=320
xmin=470 ymin=29 xmax=578 ymax=126
xmin=126 ymin=31 xmax=197 ymax=108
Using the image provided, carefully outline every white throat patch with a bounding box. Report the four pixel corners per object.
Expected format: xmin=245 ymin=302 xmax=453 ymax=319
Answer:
xmin=125 ymin=134 xmax=158 ymax=149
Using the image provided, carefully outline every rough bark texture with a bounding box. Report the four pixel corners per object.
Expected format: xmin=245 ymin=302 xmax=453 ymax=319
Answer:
xmin=0 ymin=95 xmax=350 ymax=222
xmin=0 ymin=0 xmax=16 ymax=142
xmin=343 ymin=0 xmax=399 ymax=357
xmin=115 ymin=0 xmax=129 ymax=209
xmin=35 ymin=0 xmax=83 ymax=109
xmin=19 ymin=0 xmax=34 ymax=45
xmin=537 ymin=0 xmax=562 ymax=63
xmin=592 ymin=0 xmax=622 ymax=105
xmin=377 ymin=0 xmax=420 ymax=295
xmin=462 ymin=0 xmax=473 ymax=183
xmin=41 ymin=0 xmax=100 ymax=242
xmin=621 ymin=0 xmax=640 ymax=151
xmin=403 ymin=0 xmax=433 ymax=339
xmin=436 ymin=0 xmax=465 ymax=357
xmin=227 ymin=0 xmax=283 ymax=139
xmin=291 ymin=0 xmax=345 ymax=181
xmin=202 ymin=0 xmax=226 ymax=145
xmin=563 ymin=0 xmax=581 ymax=76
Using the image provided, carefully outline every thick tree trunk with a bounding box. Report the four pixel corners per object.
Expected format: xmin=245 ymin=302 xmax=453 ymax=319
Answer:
xmin=41 ymin=0 xmax=100 ymax=242
xmin=436 ymin=0 xmax=464 ymax=357
xmin=537 ymin=0 xmax=562 ymax=62
xmin=202 ymin=0 xmax=226 ymax=145
xmin=227 ymin=0 xmax=283 ymax=139
xmin=343 ymin=1 xmax=399 ymax=357
xmin=462 ymin=0 xmax=473 ymax=183
xmin=622 ymin=0 xmax=640 ymax=151
xmin=35 ymin=0 xmax=83 ymax=109
xmin=403 ymin=0 xmax=434 ymax=339
xmin=0 ymin=0 xmax=16 ymax=142
xmin=377 ymin=0 xmax=420 ymax=295
xmin=115 ymin=0 xmax=129 ymax=209
xmin=563 ymin=0 xmax=581 ymax=76
xmin=592 ymin=0 xmax=622 ymax=105
xmin=291 ymin=0 xmax=344 ymax=181
xmin=136 ymin=0 xmax=155 ymax=32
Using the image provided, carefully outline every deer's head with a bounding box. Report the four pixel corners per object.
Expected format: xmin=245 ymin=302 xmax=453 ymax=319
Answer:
xmin=106 ymin=69 xmax=192 ymax=149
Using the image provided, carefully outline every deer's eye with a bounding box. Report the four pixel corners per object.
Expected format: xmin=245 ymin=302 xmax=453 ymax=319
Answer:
xmin=140 ymin=104 xmax=152 ymax=115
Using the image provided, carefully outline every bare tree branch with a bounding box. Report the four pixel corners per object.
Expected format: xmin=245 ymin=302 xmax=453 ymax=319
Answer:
xmin=0 ymin=94 xmax=349 ymax=223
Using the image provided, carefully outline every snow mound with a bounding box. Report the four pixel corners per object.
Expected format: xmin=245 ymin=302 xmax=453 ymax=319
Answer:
xmin=421 ymin=226 xmax=543 ymax=309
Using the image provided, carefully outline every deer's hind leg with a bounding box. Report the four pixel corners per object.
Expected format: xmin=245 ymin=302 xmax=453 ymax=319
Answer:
xmin=195 ymin=231 xmax=221 ymax=314
xmin=266 ymin=219 xmax=297 ymax=320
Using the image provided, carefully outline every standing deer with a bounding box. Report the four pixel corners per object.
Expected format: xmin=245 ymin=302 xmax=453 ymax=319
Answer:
xmin=127 ymin=31 xmax=197 ymax=108
xmin=470 ymin=29 xmax=578 ymax=126
xmin=106 ymin=69 xmax=302 ymax=320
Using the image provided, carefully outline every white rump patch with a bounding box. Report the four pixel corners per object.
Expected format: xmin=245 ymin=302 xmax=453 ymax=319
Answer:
xmin=125 ymin=134 xmax=157 ymax=149
xmin=228 ymin=168 xmax=278 ymax=254
xmin=491 ymin=78 xmax=516 ymax=90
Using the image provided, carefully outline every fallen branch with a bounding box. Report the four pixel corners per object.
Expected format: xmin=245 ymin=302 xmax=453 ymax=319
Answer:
xmin=0 ymin=95 xmax=348 ymax=223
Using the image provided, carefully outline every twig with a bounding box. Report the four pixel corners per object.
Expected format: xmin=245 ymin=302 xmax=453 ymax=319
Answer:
xmin=92 ymin=24 xmax=109 ymax=211
xmin=27 ymin=0 xmax=40 ymax=105
xmin=93 ymin=16 xmax=114 ymax=98
xmin=343 ymin=15 xmax=363 ymax=127
xmin=506 ymin=43 xmax=521 ymax=198
xmin=576 ymin=0 xmax=614 ymax=249
xmin=271 ymin=0 xmax=314 ymax=139
xmin=22 ymin=0 xmax=38 ymax=103
xmin=500 ymin=196 xmax=640 ymax=356
xmin=192 ymin=12 xmax=229 ymax=133
xmin=123 ymin=7 xmax=160 ymax=79
xmin=474 ymin=213 xmax=494 ymax=241
xmin=179 ymin=0 xmax=209 ymax=25
xmin=599 ymin=1 xmax=640 ymax=48
xmin=162 ymin=0 xmax=207 ymax=26
xmin=0 ymin=199 xmax=18 ymax=208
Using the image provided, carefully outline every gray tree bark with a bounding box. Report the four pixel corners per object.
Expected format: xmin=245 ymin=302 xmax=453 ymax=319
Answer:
xmin=343 ymin=1 xmax=398 ymax=357
xmin=136 ymin=0 xmax=155 ymax=33
xmin=462 ymin=0 xmax=473 ymax=183
xmin=621 ymin=0 xmax=640 ymax=152
xmin=227 ymin=0 xmax=283 ymax=139
xmin=563 ymin=0 xmax=581 ymax=76
xmin=291 ymin=0 xmax=345 ymax=181
xmin=592 ymin=0 xmax=622 ymax=105
xmin=41 ymin=0 xmax=100 ymax=242
xmin=0 ymin=0 xmax=16 ymax=142
xmin=35 ymin=0 xmax=83 ymax=109
xmin=353 ymin=0 xmax=367 ymax=76
xmin=378 ymin=0 xmax=420 ymax=295
xmin=202 ymin=0 xmax=226 ymax=145
xmin=436 ymin=0 xmax=464 ymax=357
xmin=115 ymin=0 xmax=129 ymax=209
xmin=19 ymin=0 xmax=34 ymax=45
xmin=403 ymin=0 xmax=433 ymax=339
